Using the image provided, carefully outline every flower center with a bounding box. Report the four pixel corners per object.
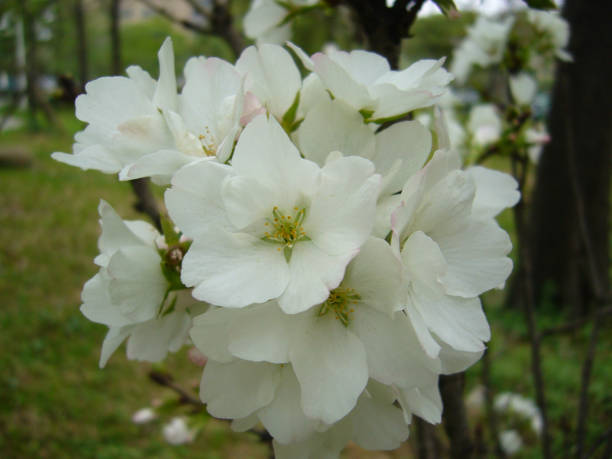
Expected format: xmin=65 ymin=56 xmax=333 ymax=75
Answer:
xmin=263 ymin=206 xmax=308 ymax=253
xmin=199 ymin=127 xmax=217 ymax=156
xmin=317 ymin=287 xmax=361 ymax=327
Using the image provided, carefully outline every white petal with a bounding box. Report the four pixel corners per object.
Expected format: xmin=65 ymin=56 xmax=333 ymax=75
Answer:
xmin=190 ymin=307 xmax=238 ymax=363
xmin=52 ymin=145 xmax=122 ymax=173
xmin=80 ymin=272 xmax=133 ymax=327
xmin=153 ymin=37 xmax=177 ymax=112
xmin=305 ymin=155 xmax=380 ymax=255
xmin=96 ymin=199 xmax=150 ymax=259
xmin=99 ymin=326 xmax=132 ymax=368
xmin=278 ymin=241 xmax=352 ymax=314
xmin=466 ymin=166 xmax=520 ymax=219
xmin=200 ymin=360 xmax=281 ymax=419
xmin=258 ymin=367 xmax=318 ymax=444
xmin=438 ymin=340 xmax=484 ymax=374
xmin=373 ymin=120 xmax=432 ymax=195
xmin=182 ymin=232 xmax=290 ymax=308
xmin=509 ymin=72 xmax=537 ymax=105
xmin=165 ymin=159 xmax=233 ymax=238
xmin=397 ymin=379 xmax=443 ymax=424
xmin=126 ymin=310 xmax=191 ymax=362
xmin=119 ymin=149 xmax=196 ymax=183
xmin=236 ymin=44 xmax=301 ymax=118
xmin=295 ymin=97 xmax=375 ymax=166
xmin=290 ymin=317 xmax=368 ymax=424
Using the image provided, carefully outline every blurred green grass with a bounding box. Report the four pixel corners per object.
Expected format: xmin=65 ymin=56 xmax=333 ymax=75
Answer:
xmin=0 ymin=108 xmax=610 ymax=458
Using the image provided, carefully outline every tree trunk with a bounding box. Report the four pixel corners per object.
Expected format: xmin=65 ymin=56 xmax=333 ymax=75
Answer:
xmin=74 ymin=0 xmax=88 ymax=90
xmin=110 ymin=0 xmax=122 ymax=74
xmin=527 ymin=0 xmax=611 ymax=315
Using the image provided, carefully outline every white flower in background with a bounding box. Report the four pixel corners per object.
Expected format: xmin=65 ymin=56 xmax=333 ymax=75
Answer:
xmin=52 ymin=38 xmax=177 ymax=175
xmin=290 ymin=43 xmax=453 ymax=121
xmin=451 ymin=16 xmax=515 ymax=83
xmin=509 ymin=72 xmax=537 ymax=106
xmin=132 ymin=407 xmax=157 ymax=424
xmin=527 ymin=9 xmax=572 ymax=62
xmin=244 ymin=0 xmax=318 ymax=44
xmin=495 ymin=392 xmax=543 ymax=435
xmin=80 ymin=200 xmax=194 ymax=367
xmin=162 ymin=417 xmax=195 ymax=445
xmin=468 ymin=104 xmax=502 ymax=146
xmin=525 ymin=124 xmax=550 ymax=163
xmin=499 ymin=429 xmax=523 ymax=456
xmin=166 ymin=114 xmax=380 ymax=314
xmin=390 ymin=149 xmax=518 ymax=357
xmin=190 ymin=238 xmax=442 ymax=424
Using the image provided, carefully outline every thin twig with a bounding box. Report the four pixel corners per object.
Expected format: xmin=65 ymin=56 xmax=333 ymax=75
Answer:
xmin=137 ymin=0 xmax=214 ymax=35
xmin=539 ymin=305 xmax=612 ymax=338
xmin=585 ymin=427 xmax=612 ymax=459
xmin=511 ymin=153 xmax=552 ymax=459
xmin=148 ymin=370 xmax=203 ymax=407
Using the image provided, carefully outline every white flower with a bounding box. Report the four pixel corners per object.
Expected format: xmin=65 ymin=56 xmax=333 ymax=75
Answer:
xmin=525 ymin=124 xmax=550 ymax=164
xmin=190 ymin=238 xmax=442 ymax=425
xmin=243 ymin=0 xmax=318 ymax=44
xmin=495 ymin=392 xmax=543 ymax=435
xmin=468 ymin=104 xmax=502 ymax=146
xmin=52 ymin=38 xmax=177 ymax=175
xmin=80 ymin=200 xmax=194 ymax=367
xmin=451 ymin=16 xmax=515 ymax=83
xmin=499 ymin=429 xmax=523 ymax=455
xmin=290 ymin=43 xmax=453 ymax=121
xmin=162 ymin=417 xmax=195 ymax=445
xmin=390 ymin=149 xmax=518 ymax=356
xmin=527 ymin=10 xmax=572 ymax=62
xmin=509 ymin=72 xmax=537 ymax=106
xmin=165 ymin=114 xmax=380 ymax=314
xmin=132 ymin=407 xmax=157 ymax=424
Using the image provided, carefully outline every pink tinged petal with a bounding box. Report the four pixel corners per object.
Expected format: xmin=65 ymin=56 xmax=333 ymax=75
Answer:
xmin=290 ymin=318 xmax=368 ymax=424
xmin=106 ymin=246 xmax=167 ymax=323
xmin=373 ymin=120 xmax=432 ymax=196
xmin=347 ymin=393 xmax=410 ymax=450
xmin=119 ymin=149 xmax=196 ymax=184
xmin=153 ymin=37 xmax=177 ymax=112
xmin=181 ymin=232 xmax=290 ymax=308
xmin=466 ymin=166 xmax=520 ymax=219
xmin=190 ymin=307 xmax=239 ymax=363
xmin=343 ymin=237 xmax=404 ymax=316
xmin=52 ymin=145 xmax=122 ymax=174
xmin=311 ymin=52 xmax=375 ymax=111
xmin=165 ymin=159 xmax=233 ymax=239
xmin=435 ymin=219 xmax=513 ymax=297
xmin=277 ymin=241 xmax=353 ymax=314
xmin=402 ymin=231 xmax=490 ymax=352
xmin=80 ymin=272 xmax=134 ymax=327
xmin=200 ymin=360 xmax=281 ymax=419
xmin=351 ymin=308 xmax=439 ymax=387
xmin=235 ymin=44 xmax=301 ymax=118
xmin=258 ymin=367 xmax=318 ymax=444
xmin=99 ymin=326 xmax=132 ymax=368
xmin=295 ymin=97 xmax=376 ymax=166
xmin=305 ymin=155 xmax=380 ymax=255
xmin=227 ymin=302 xmax=298 ymax=363
xmin=126 ymin=310 xmax=191 ymax=362
xmin=396 ymin=377 xmax=443 ymax=424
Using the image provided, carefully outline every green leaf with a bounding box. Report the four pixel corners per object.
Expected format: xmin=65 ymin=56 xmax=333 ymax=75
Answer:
xmin=281 ymin=92 xmax=301 ymax=133
xmin=522 ymin=0 xmax=557 ymax=10
xmin=431 ymin=0 xmax=458 ymax=17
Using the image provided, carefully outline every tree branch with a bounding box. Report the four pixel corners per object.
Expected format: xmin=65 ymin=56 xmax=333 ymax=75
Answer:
xmin=130 ymin=178 xmax=161 ymax=231
xmin=148 ymin=369 xmax=203 ymax=408
xmin=440 ymin=373 xmax=473 ymax=458
xmin=137 ymin=0 xmax=215 ymax=35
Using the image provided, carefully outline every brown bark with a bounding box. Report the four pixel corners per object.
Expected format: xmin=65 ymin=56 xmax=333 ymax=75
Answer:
xmin=110 ymin=0 xmax=122 ymax=75
xmin=440 ymin=373 xmax=474 ymax=458
xmin=74 ymin=0 xmax=88 ymax=91
xmin=527 ymin=0 xmax=612 ymax=315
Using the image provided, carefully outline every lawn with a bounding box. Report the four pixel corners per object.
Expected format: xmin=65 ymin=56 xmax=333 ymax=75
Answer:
xmin=1 ymin=108 xmax=610 ymax=458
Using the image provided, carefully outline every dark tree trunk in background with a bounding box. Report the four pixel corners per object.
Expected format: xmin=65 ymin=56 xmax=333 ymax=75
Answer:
xmin=528 ymin=0 xmax=611 ymax=315
xmin=74 ymin=0 xmax=88 ymax=91
xmin=110 ymin=0 xmax=122 ymax=74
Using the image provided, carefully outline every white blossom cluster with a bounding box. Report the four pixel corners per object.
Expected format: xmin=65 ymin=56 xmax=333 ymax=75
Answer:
xmin=54 ymin=38 xmax=519 ymax=457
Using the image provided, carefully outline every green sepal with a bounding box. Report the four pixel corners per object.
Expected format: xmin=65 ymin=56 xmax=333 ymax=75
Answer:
xmin=283 ymin=246 xmax=293 ymax=263
xmin=281 ymin=92 xmax=301 ymax=133
xmin=161 ymin=214 xmax=180 ymax=246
